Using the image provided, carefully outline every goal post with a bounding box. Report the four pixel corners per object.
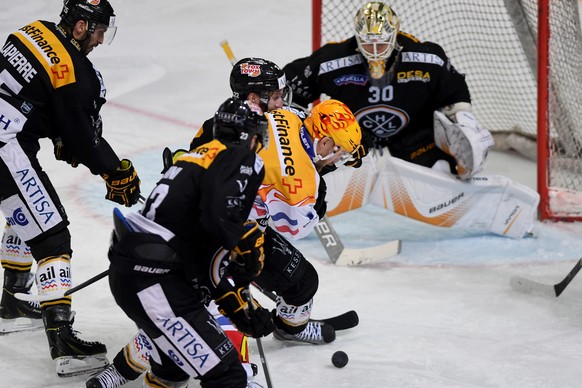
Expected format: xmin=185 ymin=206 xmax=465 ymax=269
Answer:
xmin=311 ymin=0 xmax=582 ymax=221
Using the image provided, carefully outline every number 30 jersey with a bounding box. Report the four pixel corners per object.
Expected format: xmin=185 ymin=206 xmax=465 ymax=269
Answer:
xmin=283 ymin=34 xmax=471 ymax=163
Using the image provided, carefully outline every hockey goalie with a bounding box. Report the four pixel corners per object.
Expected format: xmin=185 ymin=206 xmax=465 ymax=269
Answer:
xmin=283 ymin=1 xmax=539 ymax=238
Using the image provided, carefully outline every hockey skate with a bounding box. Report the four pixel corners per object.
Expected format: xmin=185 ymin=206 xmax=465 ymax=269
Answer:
xmin=273 ymin=321 xmax=336 ymax=344
xmin=86 ymin=364 xmax=129 ymax=388
xmin=0 ymin=271 xmax=43 ymax=335
xmin=44 ymin=305 xmax=109 ymax=377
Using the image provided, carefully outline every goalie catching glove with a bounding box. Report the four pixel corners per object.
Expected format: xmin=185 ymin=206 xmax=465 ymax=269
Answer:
xmin=214 ymin=287 xmax=275 ymax=338
xmin=101 ymin=159 xmax=141 ymax=207
xmin=229 ymin=221 xmax=265 ymax=283
xmin=433 ymin=104 xmax=494 ymax=180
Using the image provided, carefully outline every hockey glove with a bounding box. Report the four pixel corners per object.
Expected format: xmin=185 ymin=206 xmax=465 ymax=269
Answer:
xmin=230 ymin=221 xmax=265 ymax=282
xmin=344 ymin=131 xmax=373 ymax=168
xmin=101 ymin=159 xmax=141 ymax=207
xmin=214 ymin=287 xmax=275 ymax=338
xmin=52 ymin=138 xmax=79 ymax=167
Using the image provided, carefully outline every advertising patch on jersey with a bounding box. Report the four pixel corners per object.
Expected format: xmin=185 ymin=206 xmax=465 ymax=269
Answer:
xmin=401 ymin=52 xmax=445 ymax=66
xmin=355 ymin=105 xmax=409 ymax=138
xmin=333 ymin=74 xmax=368 ymax=86
xmin=240 ymin=63 xmax=261 ymax=77
xmin=318 ymin=54 xmax=364 ymax=75
xmin=397 ymin=70 xmax=431 ymax=83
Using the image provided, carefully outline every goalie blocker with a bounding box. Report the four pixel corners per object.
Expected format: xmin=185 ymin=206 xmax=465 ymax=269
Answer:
xmin=323 ymin=152 xmax=539 ymax=239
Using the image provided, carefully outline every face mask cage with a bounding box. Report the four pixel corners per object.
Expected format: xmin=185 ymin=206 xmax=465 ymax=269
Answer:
xmin=354 ymin=3 xmax=400 ymax=63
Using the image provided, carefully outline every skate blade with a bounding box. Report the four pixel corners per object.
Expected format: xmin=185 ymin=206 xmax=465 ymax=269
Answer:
xmin=0 ymin=317 xmax=43 ymax=335
xmin=56 ymin=354 xmax=109 ymax=378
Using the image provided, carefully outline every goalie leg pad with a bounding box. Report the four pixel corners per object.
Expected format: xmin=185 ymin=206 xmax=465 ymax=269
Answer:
xmin=319 ymin=155 xmax=378 ymax=216
xmin=369 ymin=155 xmax=538 ymax=238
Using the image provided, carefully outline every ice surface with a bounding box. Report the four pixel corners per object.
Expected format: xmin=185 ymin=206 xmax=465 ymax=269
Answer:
xmin=1 ymin=1 xmax=582 ymax=387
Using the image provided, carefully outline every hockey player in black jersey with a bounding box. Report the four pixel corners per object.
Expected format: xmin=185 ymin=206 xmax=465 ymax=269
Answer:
xmin=283 ymin=1 xmax=539 ymax=238
xmin=0 ymin=0 xmax=141 ymax=377
xmin=106 ymin=97 xmax=273 ymax=388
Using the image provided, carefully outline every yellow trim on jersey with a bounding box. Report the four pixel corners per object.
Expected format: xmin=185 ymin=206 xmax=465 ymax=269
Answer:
xmin=13 ymin=21 xmax=76 ymax=89
xmin=260 ymin=110 xmax=318 ymax=206
xmin=177 ymin=139 xmax=227 ymax=170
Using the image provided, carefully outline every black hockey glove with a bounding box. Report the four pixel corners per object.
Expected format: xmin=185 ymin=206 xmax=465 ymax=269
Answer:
xmin=214 ymin=287 xmax=275 ymax=338
xmin=229 ymin=221 xmax=265 ymax=283
xmin=101 ymin=159 xmax=141 ymax=207
xmin=52 ymin=138 xmax=79 ymax=167
xmin=344 ymin=131 xmax=373 ymax=168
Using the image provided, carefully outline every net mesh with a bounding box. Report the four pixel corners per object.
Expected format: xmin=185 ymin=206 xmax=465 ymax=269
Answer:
xmin=316 ymin=0 xmax=582 ymax=217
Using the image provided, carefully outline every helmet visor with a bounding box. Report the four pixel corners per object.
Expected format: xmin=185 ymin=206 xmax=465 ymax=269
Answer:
xmin=93 ymin=23 xmax=117 ymax=45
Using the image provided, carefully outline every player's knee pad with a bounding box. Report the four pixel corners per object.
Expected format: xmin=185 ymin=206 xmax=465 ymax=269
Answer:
xmin=27 ymin=227 xmax=72 ymax=262
xmin=1 ymin=223 xmax=33 ymax=272
xmin=278 ymin=258 xmax=319 ymax=305
xmin=258 ymin=228 xmax=318 ymax=298
xmin=35 ymin=254 xmax=72 ymax=308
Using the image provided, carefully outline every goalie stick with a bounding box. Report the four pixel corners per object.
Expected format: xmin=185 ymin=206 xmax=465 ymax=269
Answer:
xmin=509 ymin=258 xmax=582 ymax=297
xmin=219 ymin=39 xmax=401 ymax=266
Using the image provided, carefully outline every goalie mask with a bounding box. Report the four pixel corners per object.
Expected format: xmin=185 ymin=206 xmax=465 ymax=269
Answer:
xmin=354 ymin=1 xmax=400 ymax=79
xmin=304 ymin=99 xmax=362 ymax=165
xmin=60 ymin=0 xmax=117 ymax=45
xmin=230 ymin=58 xmax=288 ymax=111
xmin=213 ymin=97 xmax=269 ymax=152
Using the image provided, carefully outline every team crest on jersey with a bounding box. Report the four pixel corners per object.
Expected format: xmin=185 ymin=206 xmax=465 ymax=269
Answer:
xmin=240 ymin=63 xmax=261 ymax=77
xmin=355 ymin=105 xmax=409 ymax=138
xmin=333 ymin=74 xmax=368 ymax=86
xmin=87 ymin=0 xmax=101 ymax=5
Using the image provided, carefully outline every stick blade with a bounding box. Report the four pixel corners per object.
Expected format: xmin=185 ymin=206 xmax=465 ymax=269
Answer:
xmin=334 ymin=240 xmax=401 ymax=266
xmin=509 ymin=276 xmax=557 ymax=297
xmin=14 ymin=292 xmax=65 ymax=303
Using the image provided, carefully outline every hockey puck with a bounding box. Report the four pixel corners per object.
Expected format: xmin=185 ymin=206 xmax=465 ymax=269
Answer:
xmin=331 ymin=350 xmax=349 ymax=368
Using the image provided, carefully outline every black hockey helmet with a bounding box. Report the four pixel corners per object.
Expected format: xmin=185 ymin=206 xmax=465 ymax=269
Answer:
xmin=213 ymin=98 xmax=270 ymax=151
xmin=230 ymin=58 xmax=287 ymax=109
xmin=60 ymin=0 xmax=116 ymax=35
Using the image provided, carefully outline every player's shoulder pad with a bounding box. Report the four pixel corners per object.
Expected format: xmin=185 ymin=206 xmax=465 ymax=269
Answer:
xmin=398 ymin=34 xmax=448 ymax=66
xmin=177 ymin=139 xmax=228 ymax=169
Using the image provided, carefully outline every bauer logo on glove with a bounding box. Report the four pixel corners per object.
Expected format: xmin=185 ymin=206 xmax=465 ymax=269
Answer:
xmin=101 ymin=159 xmax=141 ymax=207
xmin=229 ymin=221 xmax=265 ymax=281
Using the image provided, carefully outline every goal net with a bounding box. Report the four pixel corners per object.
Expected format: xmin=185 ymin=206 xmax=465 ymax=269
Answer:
xmin=312 ymin=0 xmax=582 ymax=220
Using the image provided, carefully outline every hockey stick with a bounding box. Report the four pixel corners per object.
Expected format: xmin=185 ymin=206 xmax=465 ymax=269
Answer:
xmin=509 ymin=258 xmax=582 ymax=297
xmin=243 ymin=287 xmax=274 ymax=388
xmin=219 ymin=39 xmax=400 ymax=266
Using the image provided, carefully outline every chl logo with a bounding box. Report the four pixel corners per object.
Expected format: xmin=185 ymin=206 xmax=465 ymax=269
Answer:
xmin=6 ymin=208 xmax=29 ymax=227
xmin=355 ymin=105 xmax=409 ymax=139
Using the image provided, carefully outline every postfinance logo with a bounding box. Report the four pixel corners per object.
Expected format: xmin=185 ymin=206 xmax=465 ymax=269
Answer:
xmin=14 ymin=21 xmax=75 ymax=89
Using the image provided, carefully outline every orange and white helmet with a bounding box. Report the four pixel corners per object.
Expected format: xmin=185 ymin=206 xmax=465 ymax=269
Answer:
xmin=304 ymin=99 xmax=362 ymax=154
